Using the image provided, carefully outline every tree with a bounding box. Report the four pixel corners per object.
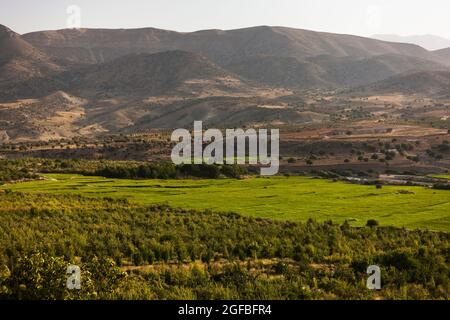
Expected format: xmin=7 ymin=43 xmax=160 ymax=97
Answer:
xmin=366 ymin=219 xmax=379 ymax=227
xmin=3 ymin=253 xmax=125 ymax=300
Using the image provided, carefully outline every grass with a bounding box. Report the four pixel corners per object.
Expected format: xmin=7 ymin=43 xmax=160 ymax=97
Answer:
xmin=2 ymin=173 xmax=450 ymax=231
xmin=434 ymin=175 xmax=450 ymax=180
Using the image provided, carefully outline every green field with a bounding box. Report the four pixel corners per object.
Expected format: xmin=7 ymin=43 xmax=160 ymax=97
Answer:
xmin=2 ymin=173 xmax=449 ymax=231
xmin=435 ymin=175 xmax=450 ymax=180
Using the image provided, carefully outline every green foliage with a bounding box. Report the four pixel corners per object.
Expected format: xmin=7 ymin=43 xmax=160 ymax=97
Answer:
xmin=287 ymin=157 xmax=297 ymax=164
xmin=0 ymin=159 xmax=248 ymax=181
xmin=433 ymin=183 xmax=450 ymax=190
xmin=3 ymin=252 xmax=125 ymax=300
xmin=366 ymin=219 xmax=379 ymax=227
xmin=0 ymin=192 xmax=448 ymax=300
xmin=3 ymin=173 xmax=450 ymax=231
xmin=0 ymin=159 xmax=38 ymax=182
xmin=95 ymin=162 xmax=178 ymax=179
xmin=0 ymin=159 xmax=449 ymax=300
xmin=95 ymin=163 xmax=247 ymax=179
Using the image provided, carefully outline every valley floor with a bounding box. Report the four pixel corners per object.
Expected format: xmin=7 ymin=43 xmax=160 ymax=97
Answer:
xmin=2 ymin=174 xmax=450 ymax=231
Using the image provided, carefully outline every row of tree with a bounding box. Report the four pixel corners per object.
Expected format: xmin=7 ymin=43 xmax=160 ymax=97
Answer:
xmin=0 ymin=159 xmax=249 ymax=182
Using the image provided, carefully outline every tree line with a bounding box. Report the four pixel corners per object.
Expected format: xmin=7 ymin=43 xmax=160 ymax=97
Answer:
xmin=0 ymin=158 xmax=248 ymax=181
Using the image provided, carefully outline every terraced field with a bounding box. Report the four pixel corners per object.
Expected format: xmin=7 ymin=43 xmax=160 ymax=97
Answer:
xmin=435 ymin=175 xmax=450 ymax=180
xmin=2 ymin=174 xmax=450 ymax=231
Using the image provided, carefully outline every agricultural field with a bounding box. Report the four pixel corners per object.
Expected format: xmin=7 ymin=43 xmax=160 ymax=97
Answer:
xmin=435 ymin=175 xmax=450 ymax=180
xmin=0 ymin=192 xmax=448 ymax=300
xmin=2 ymin=173 xmax=450 ymax=231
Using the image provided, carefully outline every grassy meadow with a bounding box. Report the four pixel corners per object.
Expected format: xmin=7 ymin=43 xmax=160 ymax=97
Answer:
xmin=2 ymin=173 xmax=449 ymax=231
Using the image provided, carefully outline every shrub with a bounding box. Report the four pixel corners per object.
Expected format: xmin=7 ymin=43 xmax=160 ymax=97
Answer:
xmin=366 ymin=219 xmax=379 ymax=227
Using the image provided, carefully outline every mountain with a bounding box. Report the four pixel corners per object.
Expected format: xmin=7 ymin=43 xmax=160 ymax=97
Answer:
xmin=225 ymin=53 xmax=445 ymax=89
xmin=225 ymin=55 xmax=331 ymax=89
xmin=20 ymin=26 xmax=449 ymax=90
xmin=434 ymin=47 xmax=450 ymax=61
xmin=0 ymin=24 xmax=61 ymax=84
xmin=0 ymin=50 xmax=276 ymax=141
xmin=24 ymin=26 xmax=447 ymax=66
xmin=2 ymin=24 xmax=450 ymax=141
xmin=350 ymin=71 xmax=450 ymax=98
xmin=0 ymin=90 xmax=87 ymax=142
xmin=304 ymin=53 xmax=444 ymax=87
xmin=71 ymin=50 xmax=252 ymax=98
xmin=3 ymin=23 xmax=450 ymax=98
xmin=372 ymin=34 xmax=450 ymax=51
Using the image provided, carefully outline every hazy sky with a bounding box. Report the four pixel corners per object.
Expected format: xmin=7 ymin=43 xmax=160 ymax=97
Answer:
xmin=1 ymin=0 xmax=450 ymax=39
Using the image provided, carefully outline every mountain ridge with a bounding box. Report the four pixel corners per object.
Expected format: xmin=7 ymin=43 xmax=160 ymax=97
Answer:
xmin=14 ymin=24 xmax=450 ymax=92
xmin=0 ymin=24 xmax=61 ymax=84
xmin=23 ymin=25 xmax=447 ymax=65
xmin=1 ymin=24 xmax=450 ymax=141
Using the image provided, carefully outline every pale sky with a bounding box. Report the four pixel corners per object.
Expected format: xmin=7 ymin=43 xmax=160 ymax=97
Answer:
xmin=1 ymin=0 xmax=450 ymax=39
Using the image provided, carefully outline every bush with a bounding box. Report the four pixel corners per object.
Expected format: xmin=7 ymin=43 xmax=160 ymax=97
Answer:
xmin=366 ymin=219 xmax=379 ymax=227
xmin=433 ymin=183 xmax=450 ymax=190
xmin=287 ymin=157 xmax=297 ymax=164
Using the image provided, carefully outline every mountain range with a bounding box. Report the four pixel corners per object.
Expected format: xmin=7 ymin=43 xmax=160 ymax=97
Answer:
xmin=3 ymin=24 xmax=450 ymax=97
xmin=1 ymin=24 xmax=450 ymax=141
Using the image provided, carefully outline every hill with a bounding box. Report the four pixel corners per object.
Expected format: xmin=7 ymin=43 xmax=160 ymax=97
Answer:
xmin=24 ymin=26 xmax=444 ymax=64
xmin=71 ymin=50 xmax=252 ymax=97
xmin=225 ymin=53 xmax=444 ymax=89
xmin=351 ymin=71 xmax=450 ymax=97
xmin=0 ymin=50 xmax=294 ymax=140
xmin=434 ymin=47 xmax=450 ymax=61
xmin=0 ymin=90 xmax=87 ymax=142
xmin=22 ymin=26 xmax=449 ymax=89
xmin=1 ymin=24 xmax=450 ymax=141
xmin=0 ymin=24 xmax=61 ymax=84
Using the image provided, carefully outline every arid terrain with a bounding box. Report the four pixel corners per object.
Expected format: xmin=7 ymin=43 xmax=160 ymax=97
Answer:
xmin=0 ymin=23 xmax=449 ymax=145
